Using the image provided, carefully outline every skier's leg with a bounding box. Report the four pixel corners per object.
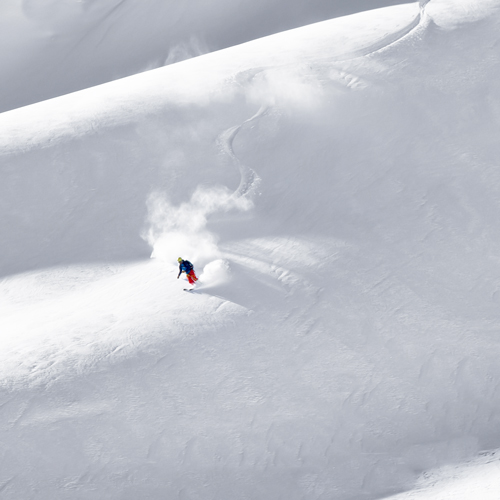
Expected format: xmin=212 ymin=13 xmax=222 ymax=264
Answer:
xmin=187 ymin=272 xmax=195 ymax=285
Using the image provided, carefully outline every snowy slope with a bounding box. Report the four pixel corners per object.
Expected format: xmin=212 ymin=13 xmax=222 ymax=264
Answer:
xmin=0 ymin=0 xmax=414 ymax=112
xmin=2 ymin=0 xmax=500 ymax=499
xmin=386 ymin=450 xmax=500 ymax=499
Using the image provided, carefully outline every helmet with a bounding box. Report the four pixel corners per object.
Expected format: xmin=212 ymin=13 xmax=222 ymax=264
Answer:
xmin=178 ymin=257 xmax=183 ymax=262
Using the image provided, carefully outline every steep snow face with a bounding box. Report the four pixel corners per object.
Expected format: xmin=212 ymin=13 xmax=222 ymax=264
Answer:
xmin=1 ymin=1 xmax=500 ymax=499
xmin=0 ymin=3 xmax=424 ymax=278
xmin=0 ymin=0 xmax=415 ymax=112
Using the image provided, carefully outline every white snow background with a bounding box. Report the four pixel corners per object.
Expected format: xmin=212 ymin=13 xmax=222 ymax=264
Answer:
xmin=0 ymin=0 xmax=414 ymax=113
xmin=1 ymin=0 xmax=500 ymax=498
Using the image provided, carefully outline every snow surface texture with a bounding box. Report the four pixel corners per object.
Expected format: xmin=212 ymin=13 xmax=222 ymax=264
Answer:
xmin=0 ymin=0 xmax=414 ymax=112
xmin=2 ymin=0 xmax=500 ymax=499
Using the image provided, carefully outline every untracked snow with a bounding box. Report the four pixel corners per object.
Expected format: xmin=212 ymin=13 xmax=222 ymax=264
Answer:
xmin=1 ymin=1 xmax=500 ymax=499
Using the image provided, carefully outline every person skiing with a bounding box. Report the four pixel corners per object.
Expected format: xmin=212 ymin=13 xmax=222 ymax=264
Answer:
xmin=177 ymin=257 xmax=198 ymax=285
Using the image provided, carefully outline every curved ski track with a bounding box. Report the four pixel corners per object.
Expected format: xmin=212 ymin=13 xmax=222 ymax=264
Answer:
xmin=336 ymin=0 xmax=431 ymax=61
xmin=218 ymin=106 xmax=267 ymax=199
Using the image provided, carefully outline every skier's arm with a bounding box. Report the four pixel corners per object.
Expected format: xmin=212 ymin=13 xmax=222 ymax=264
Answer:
xmin=177 ymin=264 xmax=183 ymax=279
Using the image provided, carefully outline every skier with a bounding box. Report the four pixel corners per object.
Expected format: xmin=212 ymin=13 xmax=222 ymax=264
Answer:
xmin=177 ymin=257 xmax=198 ymax=285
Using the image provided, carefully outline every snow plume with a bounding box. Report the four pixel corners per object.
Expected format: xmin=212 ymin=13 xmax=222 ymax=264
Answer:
xmin=248 ymin=66 xmax=324 ymax=111
xmin=164 ymin=36 xmax=209 ymax=66
xmin=143 ymin=185 xmax=253 ymax=268
xmin=198 ymin=258 xmax=232 ymax=287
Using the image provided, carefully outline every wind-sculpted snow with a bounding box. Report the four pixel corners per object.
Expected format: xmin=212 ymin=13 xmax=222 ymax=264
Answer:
xmin=1 ymin=1 xmax=500 ymax=499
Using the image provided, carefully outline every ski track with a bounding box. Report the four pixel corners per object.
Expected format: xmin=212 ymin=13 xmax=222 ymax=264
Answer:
xmin=216 ymin=1 xmax=432 ymax=202
xmin=217 ymin=106 xmax=267 ymax=199
xmin=335 ymin=0 xmax=430 ymax=62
